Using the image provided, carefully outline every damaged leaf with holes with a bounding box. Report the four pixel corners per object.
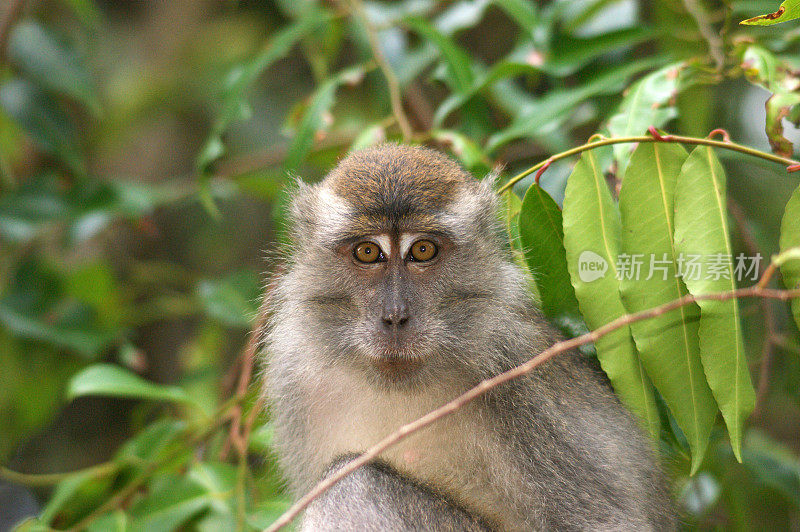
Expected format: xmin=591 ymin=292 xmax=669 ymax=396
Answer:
xmin=739 ymin=44 xmax=800 ymax=157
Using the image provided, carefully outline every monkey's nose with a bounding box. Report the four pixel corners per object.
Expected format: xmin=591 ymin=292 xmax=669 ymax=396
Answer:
xmin=381 ymin=307 xmax=410 ymax=331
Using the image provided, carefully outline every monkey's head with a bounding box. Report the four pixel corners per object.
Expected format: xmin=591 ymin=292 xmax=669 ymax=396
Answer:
xmin=272 ymin=144 xmax=536 ymax=389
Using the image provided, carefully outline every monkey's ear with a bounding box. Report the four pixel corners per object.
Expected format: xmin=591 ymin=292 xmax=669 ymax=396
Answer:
xmin=481 ymin=167 xmax=502 ymax=187
xmin=475 ymin=169 xmax=501 ymax=212
xmin=286 ymin=178 xmax=321 ymax=239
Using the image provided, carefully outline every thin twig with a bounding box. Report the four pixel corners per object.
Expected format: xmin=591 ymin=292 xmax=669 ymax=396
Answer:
xmin=0 ymin=461 xmax=118 ymax=488
xmin=681 ymin=0 xmax=726 ymax=71
xmin=213 ymin=130 xmax=359 ymax=180
xmin=221 ymin=296 xmax=272 ymax=460
xmin=265 ymin=280 xmax=800 ymax=531
xmin=405 ymin=80 xmax=434 ymax=131
xmin=497 ymin=130 xmax=800 ymax=194
xmin=346 ymin=0 xmax=413 ymax=141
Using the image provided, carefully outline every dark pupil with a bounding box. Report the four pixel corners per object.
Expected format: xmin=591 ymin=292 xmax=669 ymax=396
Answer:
xmin=418 ymin=244 xmax=426 ymax=253
xmin=364 ymin=247 xmax=372 ymax=254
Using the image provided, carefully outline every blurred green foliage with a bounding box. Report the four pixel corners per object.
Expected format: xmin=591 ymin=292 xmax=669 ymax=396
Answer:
xmin=0 ymin=0 xmax=799 ymax=530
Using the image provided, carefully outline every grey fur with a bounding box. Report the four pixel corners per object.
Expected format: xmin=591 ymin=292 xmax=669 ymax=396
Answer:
xmin=303 ymin=455 xmax=490 ymax=531
xmin=263 ymin=145 xmax=675 ymax=531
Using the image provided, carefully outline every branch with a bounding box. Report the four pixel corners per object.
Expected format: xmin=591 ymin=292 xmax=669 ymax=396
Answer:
xmin=345 ymin=0 xmax=413 ymax=141
xmin=497 ymin=128 xmax=800 ymax=194
xmin=681 ymin=0 xmax=726 ymax=72
xmin=221 ymin=282 xmax=274 ymax=460
xmin=405 ymin=81 xmax=434 ymax=131
xmin=0 ymin=461 xmax=118 ymax=488
xmin=264 ymin=273 xmax=800 ymax=531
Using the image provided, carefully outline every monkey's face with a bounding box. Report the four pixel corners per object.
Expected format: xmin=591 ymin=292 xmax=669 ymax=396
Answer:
xmin=298 ymin=226 xmax=499 ymax=388
xmin=279 ymin=145 xmax=526 ymax=389
xmin=333 ymin=231 xmax=452 ymax=381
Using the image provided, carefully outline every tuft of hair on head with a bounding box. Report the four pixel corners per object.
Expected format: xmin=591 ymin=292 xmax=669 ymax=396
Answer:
xmin=285 ymin=144 xmax=505 ymax=249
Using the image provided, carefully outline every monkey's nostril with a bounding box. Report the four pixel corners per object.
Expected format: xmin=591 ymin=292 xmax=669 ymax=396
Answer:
xmin=382 ymin=313 xmax=410 ymax=330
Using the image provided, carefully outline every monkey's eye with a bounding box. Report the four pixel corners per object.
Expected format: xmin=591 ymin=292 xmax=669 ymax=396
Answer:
xmin=354 ymin=242 xmax=383 ymax=263
xmin=409 ymin=239 xmax=437 ymax=262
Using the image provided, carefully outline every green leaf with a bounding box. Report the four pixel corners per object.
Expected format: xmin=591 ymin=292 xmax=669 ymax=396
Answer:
xmin=0 ymin=257 xmax=122 ymax=357
xmin=59 ymin=0 xmax=103 ymax=29
xmin=65 ymin=262 xmax=122 ymax=329
xmin=0 ymin=333 xmax=83 ymax=459
xmin=116 ymin=419 xmax=186 ymax=462
xmin=0 ymin=173 xmax=164 ymax=243
xmin=518 ymin=183 xmax=580 ymax=320
xmin=39 ymin=471 xmax=94 ymax=524
xmin=7 ymin=21 xmax=100 ymax=113
xmin=234 ymin=168 xmax=286 ymax=202
xmin=188 ymin=462 xmax=238 ymax=515
xmin=741 ymin=430 xmax=800 ymax=507
xmin=434 ymin=0 xmax=493 ymax=34
xmin=740 ymin=0 xmax=800 ymax=25
xmin=509 ymin=27 xmax=654 ymax=78
xmin=86 ymin=511 xmax=128 ymax=532
xmin=349 ymin=123 xmax=387 ymax=152
xmin=739 ymin=45 xmax=800 ymax=157
xmin=403 ymin=16 xmax=474 ymax=92
xmin=197 ymin=511 xmax=237 ymax=532
xmin=248 ymin=422 xmax=276 ymax=454
xmin=13 ymin=518 xmax=50 ymax=532
xmin=493 ymin=0 xmax=538 ymax=34
xmin=128 ymin=475 xmax=212 ymax=532
xmin=67 ymin=363 xmax=190 ymax=403
xmin=198 ymin=9 xmax=329 ymax=171
xmin=433 ymin=62 xmax=532 ymax=127
xmin=618 ymin=143 xmax=717 ymax=473
xmin=780 ymin=183 xmax=800 ymax=330
xmin=248 ymin=499 xmax=294 ymax=529
xmin=196 ymin=270 xmax=261 ymax=328
xmin=672 ymin=145 xmax=755 ymax=461
xmin=562 ymin=151 xmax=660 ymax=439
xmin=434 ymin=27 xmax=654 ymax=128
xmin=502 ymin=189 xmax=522 ymax=249
xmin=0 ymin=78 xmax=85 ymax=175
xmin=0 ymin=303 xmax=115 ymax=357
xmin=605 ymin=62 xmax=696 ymax=174
xmin=395 ymin=42 xmax=439 ymax=86
xmin=766 ymin=91 xmax=800 ymax=157
xmin=487 ymin=58 xmax=663 ymax=153
xmin=430 ymin=129 xmax=490 ymax=172
xmin=38 ymin=465 xmax=116 ymax=526
xmin=283 ymin=65 xmax=366 ymax=174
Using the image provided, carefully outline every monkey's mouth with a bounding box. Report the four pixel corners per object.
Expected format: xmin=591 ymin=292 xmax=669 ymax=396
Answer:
xmin=372 ymin=354 xmax=424 ymax=378
xmin=358 ymin=331 xmax=430 ymax=381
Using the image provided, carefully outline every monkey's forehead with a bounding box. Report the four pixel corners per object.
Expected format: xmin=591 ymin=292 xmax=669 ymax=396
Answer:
xmin=323 ymin=144 xmax=476 ymax=218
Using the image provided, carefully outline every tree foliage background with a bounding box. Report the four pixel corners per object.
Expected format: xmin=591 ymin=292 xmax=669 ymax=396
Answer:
xmin=1 ymin=0 xmax=800 ymax=530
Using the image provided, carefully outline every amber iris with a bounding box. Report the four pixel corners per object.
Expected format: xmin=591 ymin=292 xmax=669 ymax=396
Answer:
xmin=354 ymin=242 xmax=382 ymax=263
xmin=410 ymin=240 xmax=437 ymax=261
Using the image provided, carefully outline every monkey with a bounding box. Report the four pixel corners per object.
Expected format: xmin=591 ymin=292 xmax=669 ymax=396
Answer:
xmin=263 ymin=144 xmax=675 ymax=531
